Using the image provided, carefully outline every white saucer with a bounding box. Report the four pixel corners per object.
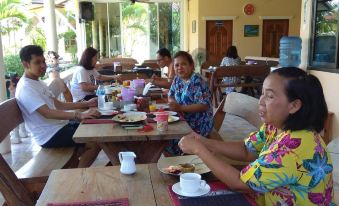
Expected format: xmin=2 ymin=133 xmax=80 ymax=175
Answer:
xmin=172 ymin=182 xmax=210 ymax=197
xmin=120 ymin=109 xmax=137 ymax=112
xmin=99 ymin=109 xmax=117 ymax=116
xmin=152 ymin=111 xmax=177 ymax=116
xmin=100 ymin=107 xmax=116 ymax=111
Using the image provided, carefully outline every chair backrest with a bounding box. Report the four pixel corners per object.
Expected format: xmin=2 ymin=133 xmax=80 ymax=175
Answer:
xmin=119 ymin=73 xmax=149 ymax=82
xmin=141 ymin=60 xmax=159 ymax=69
xmin=200 ymin=60 xmax=219 ymax=72
xmin=0 ymin=98 xmax=35 ymax=205
xmin=213 ymin=92 xmax=262 ymax=132
xmin=209 ymin=65 xmax=270 ymax=106
xmin=223 ymin=92 xmax=262 ymax=129
xmin=99 ymin=57 xmax=139 ymax=65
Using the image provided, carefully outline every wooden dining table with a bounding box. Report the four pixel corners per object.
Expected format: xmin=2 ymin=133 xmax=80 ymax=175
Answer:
xmin=73 ymin=120 xmax=193 ymax=165
xmin=36 ymin=164 xmax=216 ymax=206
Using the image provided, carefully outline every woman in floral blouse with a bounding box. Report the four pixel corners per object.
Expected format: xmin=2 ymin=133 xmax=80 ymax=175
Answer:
xmin=166 ymin=51 xmax=213 ymax=155
xmin=179 ymin=67 xmax=334 ymax=205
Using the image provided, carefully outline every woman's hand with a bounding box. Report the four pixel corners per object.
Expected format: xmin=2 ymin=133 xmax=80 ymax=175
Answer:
xmin=168 ymin=101 xmax=182 ymax=112
xmin=86 ymin=97 xmax=98 ymax=108
xmin=79 ymin=108 xmax=101 ymax=120
xmin=178 ymin=132 xmax=206 ymax=155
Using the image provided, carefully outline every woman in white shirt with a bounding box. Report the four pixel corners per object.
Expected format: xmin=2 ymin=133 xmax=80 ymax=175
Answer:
xmin=220 ymin=46 xmax=241 ymax=94
xmin=71 ymin=47 xmax=119 ymax=102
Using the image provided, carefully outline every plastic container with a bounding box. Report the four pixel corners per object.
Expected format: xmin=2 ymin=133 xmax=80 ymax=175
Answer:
xmin=279 ymin=36 xmax=302 ymax=67
xmin=155 ymin=112 xmax=169 ymax=132
xmin=96 ymin=85 xmax=105 ymax=110
xmin=132 ymin=79 xmax=145 ymax=96
xmin=121 ymin=88 xmax=136 ymax=101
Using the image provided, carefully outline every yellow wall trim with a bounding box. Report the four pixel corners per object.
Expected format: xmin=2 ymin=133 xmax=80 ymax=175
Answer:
xmin=259 ymin=16 xmax=294 ymax=20
xmin=202 ymin=16 xmax=238 ymax=20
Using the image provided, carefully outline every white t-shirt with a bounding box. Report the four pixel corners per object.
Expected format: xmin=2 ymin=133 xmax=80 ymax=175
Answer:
xmin=70 ymin=66 xmax=99 ymax=102
xmin=46 ymin=78 xmax=67 ymax=100
xmin=15 ymin=76 xmax=68 ymax=145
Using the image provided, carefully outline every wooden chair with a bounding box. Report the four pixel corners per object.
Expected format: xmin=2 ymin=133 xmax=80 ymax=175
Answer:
xmin=200 ymin=60 xmax=219 ymax=83
xmin=118 ymin=73 xmax=149 ymax=82
xmin=0 ymin=99 xmax=78 ymax=205
xmin=141 ymin=60 xmax=159 ymax=69
xmin=209 ymin=65 xmax=270 ymax=106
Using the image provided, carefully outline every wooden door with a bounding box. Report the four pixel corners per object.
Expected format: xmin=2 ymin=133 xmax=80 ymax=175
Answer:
xmin=206 ymin=20 xmax=233 ymax=64
xmin=262 ymin=20 xmax=289 ymax=58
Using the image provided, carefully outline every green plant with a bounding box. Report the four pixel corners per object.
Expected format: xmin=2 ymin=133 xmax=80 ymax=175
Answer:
xmin=4 ymin=54 xmax=24 ymax=76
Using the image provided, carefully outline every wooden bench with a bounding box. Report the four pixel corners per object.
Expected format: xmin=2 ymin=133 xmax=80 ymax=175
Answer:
xmin=0 ymin=98 xmax=79 ymax=205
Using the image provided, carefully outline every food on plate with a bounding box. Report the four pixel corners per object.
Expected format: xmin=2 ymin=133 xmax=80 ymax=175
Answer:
xmin=113 ymin=112 xmax=147 ymax=122
xmin=117 ymin=114 xmax=127 ymax=121
xmin=179 ymin=163 xmax=195 ymax=173
xmin=163 ymin=163 xmax=195 ymax=174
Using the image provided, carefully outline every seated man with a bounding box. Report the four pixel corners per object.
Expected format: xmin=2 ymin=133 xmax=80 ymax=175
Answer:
xmin=16 ymin=45 xmax=101 ymax=168
xmin=151 ymin=48 xmax=174 ymax=89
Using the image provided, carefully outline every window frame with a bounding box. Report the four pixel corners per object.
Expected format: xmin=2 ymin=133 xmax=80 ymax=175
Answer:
xmin=308 ymin=0 xmax=339 ymax=73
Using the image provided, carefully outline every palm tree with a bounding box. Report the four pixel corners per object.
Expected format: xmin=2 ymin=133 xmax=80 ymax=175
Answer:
xmin=0 ymin=0 xmax=27 ymax=51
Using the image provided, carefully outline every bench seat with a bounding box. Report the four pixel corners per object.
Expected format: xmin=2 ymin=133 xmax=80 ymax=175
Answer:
xmin=15 ymin=147 xmax=75 ymax=179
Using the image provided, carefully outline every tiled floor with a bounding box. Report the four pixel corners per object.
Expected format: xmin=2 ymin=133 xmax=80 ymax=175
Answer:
xmin=0 ymin=136 xmax=109 ymax=204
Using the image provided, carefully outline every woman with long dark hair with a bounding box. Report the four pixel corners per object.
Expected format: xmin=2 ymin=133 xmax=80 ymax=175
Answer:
xmin=220 ymin=46 xmax=241 ymax=94
xmin=71 ymin=47 xmax=119 ymax=101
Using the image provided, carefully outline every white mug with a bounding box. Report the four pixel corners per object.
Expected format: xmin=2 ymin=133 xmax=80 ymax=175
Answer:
xmin=180 ymin=173 xmax=206 ymax=194
xmin=123 ymin=105 xmax=131 ymax=112
xmin=128 ymin=104 xmax=137 ymax=110
xmin=103 ymin=102 xmax=114 ymax=110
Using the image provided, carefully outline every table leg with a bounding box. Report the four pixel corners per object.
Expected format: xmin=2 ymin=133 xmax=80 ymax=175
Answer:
xmin=99 ymin=141 xmax=170 ymax=165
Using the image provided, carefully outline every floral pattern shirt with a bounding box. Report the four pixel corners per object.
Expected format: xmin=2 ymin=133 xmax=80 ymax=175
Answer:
xmin=240 ymin=124 xmax=334 ymax=206
xmin=168 ymin=73 xmax=213 ymax=136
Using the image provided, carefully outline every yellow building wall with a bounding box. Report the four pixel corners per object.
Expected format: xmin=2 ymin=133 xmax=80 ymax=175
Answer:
xmin=187 ymin=0 xmax=301 ymax=60
xmin=188 ymin=0 xmax=199 ymax=53
xmin=310 ymin=70 xmax=339 ymax=139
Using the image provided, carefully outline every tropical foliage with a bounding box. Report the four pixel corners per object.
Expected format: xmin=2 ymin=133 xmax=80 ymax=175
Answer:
xmin=0 ymin=0 xmax=27 ymax=34
xmin=3 ymin=54 xmax=24 ymax=76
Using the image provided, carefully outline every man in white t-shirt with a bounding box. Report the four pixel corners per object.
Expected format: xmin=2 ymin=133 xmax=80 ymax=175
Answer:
xmin=151 ymin=48 xmax=174 ymax=89
xmin=16 ymin=45 xmax=101 ymax=168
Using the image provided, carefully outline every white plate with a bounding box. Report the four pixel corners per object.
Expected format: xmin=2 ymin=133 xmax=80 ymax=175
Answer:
xmin=157 ymin=155 xmax=211 ymax=176
xmin=120 ymin=108 xmax=137 ymax=112
xmin=100 ymin=107 xmax=117 ymax=111
xmin=143 ymin=82 xmax=153 ymax=96
xmin=152 ymin=111 xmax=177 ymax=116
xmin=172 ymin=182 xmax=210 ymax=197
xmin=154 ymin=115 xmax=179 ymax=123
xmin=112 ymin=112 xmax=147 ymax=123
xmin=99 ymin=110 xmax=118 ymax=116
xmin=155 ymin=104 xmax=169 ymax=110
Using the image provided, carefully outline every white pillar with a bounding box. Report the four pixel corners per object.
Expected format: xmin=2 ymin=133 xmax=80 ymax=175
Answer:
xmin=92 ymin=21 xmax=98 ymax=49
xmin=75 ymin=0 xmax=85 ymax=60
xmin=44 ymin=0 xmax=58 ymax=53
xmin=99 ymin=18 xmax=104 ymax=58
xmin=0 ymin=33 xmax=7 ymax=102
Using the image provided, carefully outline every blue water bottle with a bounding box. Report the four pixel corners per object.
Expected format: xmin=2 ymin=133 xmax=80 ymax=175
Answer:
xmin=96 ymin=84 xmax=105 ymax=110
xmin=279 ymin=36 xmax=302 ymax=67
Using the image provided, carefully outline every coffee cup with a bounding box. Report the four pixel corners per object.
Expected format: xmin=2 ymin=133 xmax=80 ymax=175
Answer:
xmin=103 ymin=102 xmax=114 ymax=110
xmin=180 ymin=173 xmax=206 ymax=194
xmin=128 ymin=104 xmax=137 ymax=111
xmin=123 ymin=105 xmax=131 ymax=112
